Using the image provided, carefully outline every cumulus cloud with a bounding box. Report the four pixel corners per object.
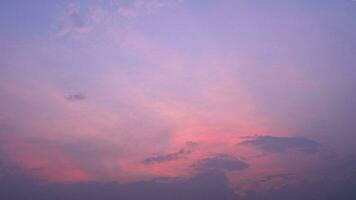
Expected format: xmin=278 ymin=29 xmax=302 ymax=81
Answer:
xmin=193 ymin=154 xmax=248 ymax=172
xmin=238 ymin=136 xmax=320 ymax=153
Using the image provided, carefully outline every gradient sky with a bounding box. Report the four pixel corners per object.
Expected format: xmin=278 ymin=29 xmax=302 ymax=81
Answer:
xmin=1 ymin=0 xmax=356 ymax=199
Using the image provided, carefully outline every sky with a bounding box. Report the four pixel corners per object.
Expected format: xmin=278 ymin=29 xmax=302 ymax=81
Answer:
xmin=0 ymin=0 xmax=356 ymax=199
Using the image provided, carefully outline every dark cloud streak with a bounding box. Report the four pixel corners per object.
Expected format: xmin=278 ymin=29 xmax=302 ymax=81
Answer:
xmin=143 ymin=142 xmax=197 ymax=164
xmin=239 ymin=136 xmax=320 ymax=153
xmin=65 ymin=93 xmax=86 ymax=101
xmin=193 ymin=154 xmax=248 ymax=172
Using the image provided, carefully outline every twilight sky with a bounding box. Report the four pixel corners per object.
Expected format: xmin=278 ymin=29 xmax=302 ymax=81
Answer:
xmin=1 ymin=0 xmax=356 ymax=199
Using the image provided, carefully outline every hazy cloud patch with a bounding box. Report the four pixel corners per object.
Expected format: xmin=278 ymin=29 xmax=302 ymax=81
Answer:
xmin=239 ymin=136 xmax=320 ymax=153
xmin=117 ymin=0 xmax=183 ymax=18
xmin=65 ymin=93 xmax=86 ymax=101
xmin=193 ymin=154 xmax=248 ymax=172
xmin=56 ymin=3 xmax=91 ymax=37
